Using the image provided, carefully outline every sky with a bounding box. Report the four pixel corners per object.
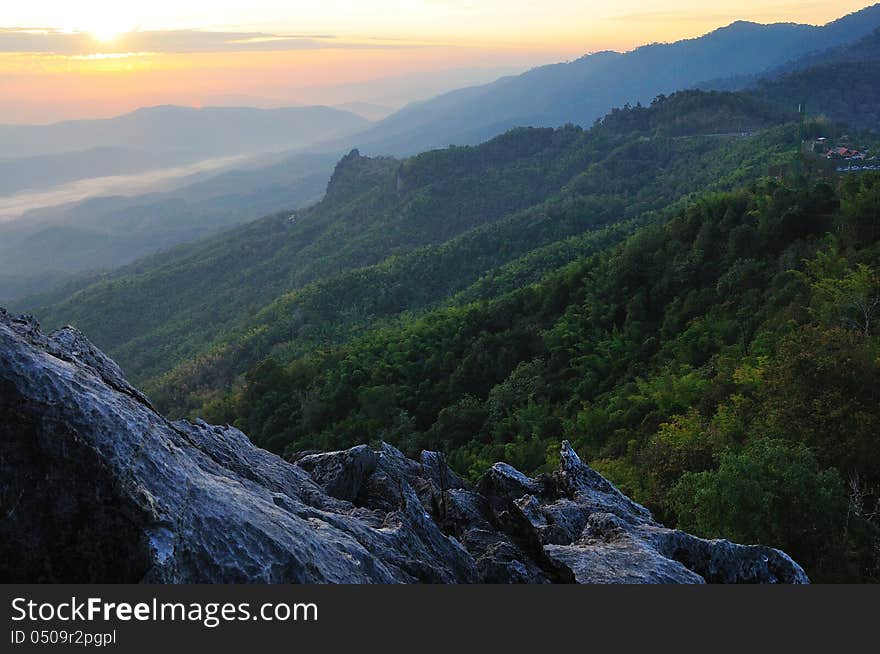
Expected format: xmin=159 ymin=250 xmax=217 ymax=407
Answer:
xmin=0 ymin=1 xmax=873 ymax=124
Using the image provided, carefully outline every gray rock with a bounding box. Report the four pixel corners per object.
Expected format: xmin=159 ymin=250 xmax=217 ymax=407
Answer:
xmin=419 ymin=450 xmax=468 ymax=491
xmin=555 ymin=441 xmax=654 ymax=525
xmin=544 ymin=512 xmax=706 ymax=584
xmin=293 ymin=445 xmax=378 ymax=502
xmin=543 ymin=509 xmax=811 ymax=585
xmin=0 ymin=310 xmax=469 ymax=583
xmin=545 ymin=545 xmax=705 ymax=584
xmin=464 ymin=530 xmax=552 ymax=584
xmin=445 ymin=489 xmax=552 ymax=583
xmin=0 ymin=309 xmax=809 ymax=584
xmin=476 ymin=462 xmax=541 ymax=500
xmin=640 ymin=523 xmax=810 ymax=584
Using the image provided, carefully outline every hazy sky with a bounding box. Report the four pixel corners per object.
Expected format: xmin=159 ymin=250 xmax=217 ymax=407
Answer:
xmin=0 ymin=1 xmax=873 ymax=123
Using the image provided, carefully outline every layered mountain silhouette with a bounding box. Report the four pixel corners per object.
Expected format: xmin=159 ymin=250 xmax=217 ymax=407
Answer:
xmin=340 ymin=4 xmax=880 ymax=155
xmin=0 ymin=105 xmax=368 ymax=160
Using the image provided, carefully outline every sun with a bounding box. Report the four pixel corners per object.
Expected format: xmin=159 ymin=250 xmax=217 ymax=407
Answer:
xmin=90 ymin=25 xmax=128 ymax=43
xmin=86 ymin=16 xmax=135 ymax=44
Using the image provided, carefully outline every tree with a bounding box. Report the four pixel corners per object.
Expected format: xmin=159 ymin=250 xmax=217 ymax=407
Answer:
xmin=761 ymin=325 xmax=880 ymax=483
xmin=670 ymin=439 xmax=851 ymax=581
xmin=642 ymin=410 xmax=725 ymax=507
xmin=840 ymin=172 xmax=880 ymax=244
xmin=809 ymin=259 xmax=880 ymax=336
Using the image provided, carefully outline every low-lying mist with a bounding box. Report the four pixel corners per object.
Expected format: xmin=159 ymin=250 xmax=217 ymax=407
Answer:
xmin=0 ymin=154 xmax=253 ymax=222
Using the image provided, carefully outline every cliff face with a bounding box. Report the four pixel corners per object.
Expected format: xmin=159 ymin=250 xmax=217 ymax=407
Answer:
xmin=0 ymin=308 xmax=808 ymax=583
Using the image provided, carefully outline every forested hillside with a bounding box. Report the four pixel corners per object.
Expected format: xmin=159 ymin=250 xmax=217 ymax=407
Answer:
xmin=708 ymin=27 xmax=880 ymax=130
xmin=29 ymin=126 xmax=602 ymax=378
xmin=210 ymin=174 xmax=880 ymax=583
xmin=750 ymin=61 xmax=880 ymax=132
xmin=31 ymin=91 xmax=794 ymax=404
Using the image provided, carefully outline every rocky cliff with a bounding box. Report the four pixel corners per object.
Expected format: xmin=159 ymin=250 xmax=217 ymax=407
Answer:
xmin=0 ymin=308 xmax=808 ymax=583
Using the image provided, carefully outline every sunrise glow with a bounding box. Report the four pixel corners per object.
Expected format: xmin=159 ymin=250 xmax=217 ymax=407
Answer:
xmin=0 ymin=1 xmax=875 ymax=123
xmin=89 ymin=26 xmax=130 ymax=44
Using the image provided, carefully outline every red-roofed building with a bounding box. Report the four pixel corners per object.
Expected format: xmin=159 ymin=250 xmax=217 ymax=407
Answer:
xmin=827 ymin=147 xmax=865 ymax=160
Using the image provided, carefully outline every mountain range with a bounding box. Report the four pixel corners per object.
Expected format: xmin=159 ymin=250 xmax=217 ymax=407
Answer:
xmin=7 ymin=3 xmax=880 ymax=583
xmin=338 ymin=4 xmax=880 ymax=155
xmin=25 ymin=90 xmax=796 ymax=397
xmin=24 ymin=7 xmax=880 ymax=393
xmin=5 ymin=7 xmax=880 ymax=303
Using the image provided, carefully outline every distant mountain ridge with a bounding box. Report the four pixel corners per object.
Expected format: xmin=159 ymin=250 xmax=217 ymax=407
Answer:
xmin=702 ymin=26 xmax=880 ymax=91
xmin=697 ymin=26 xmax=880 ymax=131
xmin=0 ymin=105 xmax=369 ymax=160
xmin=6 ymin=4 xmax=879 ymax=303
xmin=339 ymin=3 xmax=880 ymax=155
